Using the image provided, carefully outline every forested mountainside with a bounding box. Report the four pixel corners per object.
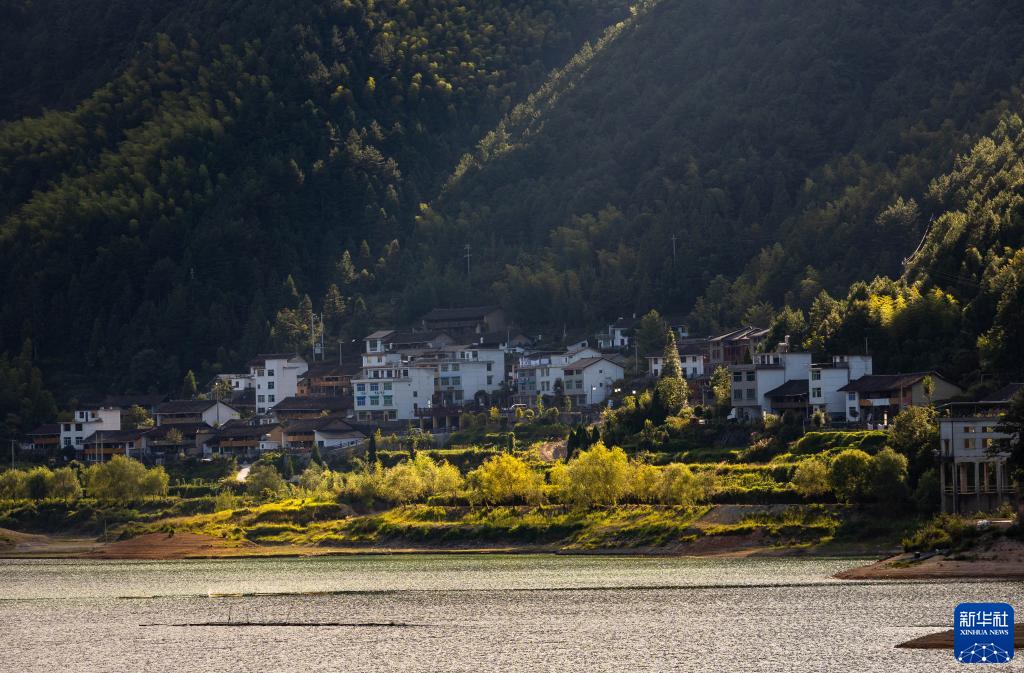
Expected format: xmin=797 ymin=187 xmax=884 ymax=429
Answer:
xmin=0 ymin=0 xmax=630 ymax=400
xmin=418 ymin=0 xmax=1024 ymax=333
xmin=3 ymin=0 xmax=1024 ymax=416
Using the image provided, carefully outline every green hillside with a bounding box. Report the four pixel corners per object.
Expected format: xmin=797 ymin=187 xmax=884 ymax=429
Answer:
xmin=415 ymin=0 xmax=1024 ymax=333
xmin=3 ymin=0 xmax=1024 ymax=411
xmin=0 ymin=0 xmax=629 ymax=398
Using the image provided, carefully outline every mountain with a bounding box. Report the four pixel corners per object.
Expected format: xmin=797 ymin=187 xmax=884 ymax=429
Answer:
xmin=4 ymin=0 xmax=1024 ymax=411
xmin=0 ymin=0 xmax=630 ymax=398
xmin=414 ymin=0 xmax=1024 ymax=337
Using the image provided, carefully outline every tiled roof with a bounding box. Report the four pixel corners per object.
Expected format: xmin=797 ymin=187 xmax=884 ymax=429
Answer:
xmin=248 ymin=353 xmax=305 ymax=367
xmin=979 ymin=383 xmax=1024 ymax=404
xmin=27 ymin=423 xmax=60 ymax=436
xmin=272 ymin=396 xmax=352 ymax=412
xmin=156 ymin=400 xmax=222 ymax=414
xmin=763 ymin=379 xmax=809 ymax=398
xmin=143 ymin=423 xmax=212 ymax=440
xmin=838 ymin=373 xmax=934 ymax=393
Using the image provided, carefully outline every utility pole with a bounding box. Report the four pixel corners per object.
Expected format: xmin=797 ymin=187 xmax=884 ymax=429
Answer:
xmin=671 ymin=234 xmax=678 ymax=266
xmin=464 ymin=244 xmax=472 ymax=279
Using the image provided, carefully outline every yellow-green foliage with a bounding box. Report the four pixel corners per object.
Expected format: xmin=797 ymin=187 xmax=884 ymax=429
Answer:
xmin=550 ymin=443 xmax=632 ymax=507
xmin=0 ymin=465 xmax=83 ymax=500
xmin=791 ymin=458 xmax=830 ymax=497
xmin=85 ymin=456 xmax=168 ymax=502
xmin=467 ymin=453 xmax=545 ymax=505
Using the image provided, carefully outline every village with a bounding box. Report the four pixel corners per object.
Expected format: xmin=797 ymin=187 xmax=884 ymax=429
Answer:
xmin=12 ymin=305 xmax=1020 ymax=516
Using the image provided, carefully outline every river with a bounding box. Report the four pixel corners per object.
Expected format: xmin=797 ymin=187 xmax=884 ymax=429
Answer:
xmin=1 ymin=555 xmax=1019 ymax=672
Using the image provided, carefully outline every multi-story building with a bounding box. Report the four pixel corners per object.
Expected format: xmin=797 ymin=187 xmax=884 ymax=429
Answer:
xmin=729 ymin=348 xmax=813 ymax=420
xmin=838 ymin=372 xmax=961 ymax=425
xmin=939 ymin=383 xmax=1021 ymax=514
xmin=808 ymin=355 xmax=873 ymax=421
xmin=514 ymin=346 xmax=602 ymax=406
xmin=60 ymin=406 xmax=121 ymax=452
xmin=563 ymin=357 xmax=626 ymax=408
xmin=646 ymin=340 xmax=707 ymax=379
xmin=296 ymin=362 xmax=358 ymax=398
xmin=596 ymin=318 xmax=634 ymax=350
xmin=418 ymin=306 xmax=506 ymax=338
xmin=81 ymin=429 xmax=144 ymax=462
xmin=708 ymin=326 xmax=769 ymax=367
xmin=249 ymin=353 xmax=309 ymax=414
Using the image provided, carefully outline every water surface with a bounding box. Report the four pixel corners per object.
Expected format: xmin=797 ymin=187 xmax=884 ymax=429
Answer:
xmin=1 ymin=555 xmax=1018 ymax=672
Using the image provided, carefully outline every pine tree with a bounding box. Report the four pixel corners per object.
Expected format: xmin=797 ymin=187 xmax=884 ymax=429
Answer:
xmin=661 ymin=330 xmax=683 ymax=380
xmin=181 ymin=370 xmax=198 ymax=399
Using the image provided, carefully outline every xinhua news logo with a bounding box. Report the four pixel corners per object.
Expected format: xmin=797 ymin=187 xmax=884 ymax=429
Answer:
xmin=954 ymin=603 xmax=1014 ymax=664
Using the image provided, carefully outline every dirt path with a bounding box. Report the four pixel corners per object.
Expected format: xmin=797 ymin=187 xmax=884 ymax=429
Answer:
xmin=836 ymin=537 xmax=1024 ymax=580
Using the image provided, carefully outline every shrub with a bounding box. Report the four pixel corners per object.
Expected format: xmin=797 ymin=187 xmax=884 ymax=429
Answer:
xmin=551 ymin=443 xmax=632 ymax=507
xmin=659 ymin=463 xmax=715 ymax=505
xmin=467 ymin=454 xmax=544 ymax=505
xmin=85 ymin=456 xmax=170 ymax=502
xmin=902 ymin=514 xmax=978 ymax=552
xmin=828 ymin=449 xmax=873 ymax=503
xmin=868 ymin=447 xmax=909 ymax=504
xmin=246 ymin=464 xmax=287 ymax=499
xmin=792 ymin=458 xmax=830 ymax=497
xmin=50 ymin=467 xmax=82 ymax=501
xmin=0 ymin=469 xmax=27 ymax=499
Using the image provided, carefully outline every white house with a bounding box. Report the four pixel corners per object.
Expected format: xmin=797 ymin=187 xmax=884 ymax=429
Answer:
xmin=596 ymin=318 xmax=633 ymax=350
xmin=154 ymin=400 xmax=240 ymax=427
xmin=514 ymin=346 xmax=602 ymax=405
xmin=353 ymin=364 xmax=435 ymax=422
xmin=647 ymin=343 xmax=706 ymax=379
xmin=563 ymin=357 xmax=625 ymax=407
xmin=808 ymin=355 xmax=873 ymax=421
xmin=729 ymin=349 xmax=813 ymax=420
xmin=60 ymin=407 xmax=121 ymax=451
xmin=249 ymin=353 xmax=309 ymax=414
xmin=939 ymin=383 xmax=1021 ymax=514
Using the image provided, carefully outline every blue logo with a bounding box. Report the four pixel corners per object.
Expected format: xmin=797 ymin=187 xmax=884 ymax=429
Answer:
xmin=954 ymin=603 xmax=1014 ymax=664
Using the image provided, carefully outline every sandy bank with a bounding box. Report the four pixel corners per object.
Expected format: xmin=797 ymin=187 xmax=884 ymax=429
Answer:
xmin=898 ymin=625 xmax=1024 ymax=649
xmin=836 ymin=537 xmax=1024 ymax=580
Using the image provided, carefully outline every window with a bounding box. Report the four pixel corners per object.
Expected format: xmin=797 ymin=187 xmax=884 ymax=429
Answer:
xmin=486 ymin=363 xmax=492 ymax=372
xmin=745 ymin=389 xmax=755 ymax=400
xmin=370 ymin=396 xmax=380 ymax=406
xmin=356 ymin=383 xmax=365 ymax=392
xmin=413 ymin=391 xmax=418 ymax=398
xmin=75 ymin=423 xmax=83 ymax=432
xmin=733 ymin=372 xmax=742 ymax=382
xmin=63 ymin=423 xmax=70 ymax=431
xmin=964 ymin=426 xmax=976 ymax=433
xmin=452 ymin=364 xmax=460 ymax=371
xmin=370 ymin=383 xmax=379 ymax=392
xmin=268 ymin=381 xmax=275 ymax=390
xmin=734 ymin=389 xmax=743 ymax=401
xmin=441 ymin=377 xmax=451 ymax=386
xmin=812 ymin=388 xmax=822 ymax=398
xmin=268 ymin=395 xmax=275 ymax=403
xmin=258 ymin=395 xmax=266 ymax=403
xmin=487 ymin=375 xmax=493 ymax=385
xmin=964 ymin=439 xmax=975 ymax=449
xmin=267 ymin=369 xmax=275 ymax=377
xmin=441 ymin=364 xmax=449 ymax=372
xmin=452 ymin=376 xmax=461 ymax=386
xmin=848 ymin=392 xmax=856 ymax=401
xmin=356 ymin=396 xmax=366 ymax=407
xmin=403 ymin=369 xmax=409 ymax=377
xmin=811 ymin=371 xmax=821 ymax=381
xmin=383 ymin=396 xmax=393 ymax=406
xmin=388 ymin=410 xmax=397 ymax=421
xmin=383 ymin=382 xmax=392 ymax=391
xmin=745 ymin=371 xmax=755 ymax=382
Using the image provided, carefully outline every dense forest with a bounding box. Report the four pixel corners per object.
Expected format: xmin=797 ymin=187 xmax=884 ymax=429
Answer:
xmin=3 ymin=0 xmax=1024 ymax=430
xmin=0 ymin=0 xmax=630 ymax=405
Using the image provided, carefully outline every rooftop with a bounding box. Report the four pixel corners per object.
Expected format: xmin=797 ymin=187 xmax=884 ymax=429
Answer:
xmin=838 ymin=372 xmax=937 ymax=394
xmin=763 ymin=379 xmax=809 ymax=398
xmin=272 ymin=396 xmax=352 ymax=412
xmin=156 ymin=399 xmax=227 ymax=414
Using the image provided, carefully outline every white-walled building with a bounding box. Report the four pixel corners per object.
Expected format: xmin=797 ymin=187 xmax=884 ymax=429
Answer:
xmin=939 ymin=383 xmax=1021 ymax=514
xmin=839 ymin=372 xmax=962 ymax=425
xmin=596 ymin=318 xmax=633 ymax=349
xmin=60 ymin=407 xmax=121 ymax=451
xmin=154 ymin=400 xmax=240 ymax=427
xmin=729 ymin=350 xmax=813 ymax=420
xmin=647 ymin=342 xmax=706 ymax=379
xmin=249 ymin=353 xmax=308 ymax=414
xmin=514 ymin=346 xmax=602 ymax=405
xmin=563 ymin=357 xmax=625 ymax=407
xmin=809 ymin=355 xmax=873 ymax=420
xmin=353 ymin=363 xmax=435 ymax=422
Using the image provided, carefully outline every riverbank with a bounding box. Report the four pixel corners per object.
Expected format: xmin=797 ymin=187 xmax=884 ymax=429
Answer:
xmin=835 ymin=536 xmax=1024 ymax=580
xmin=0 ymin=501 xmax=901 ymax=560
